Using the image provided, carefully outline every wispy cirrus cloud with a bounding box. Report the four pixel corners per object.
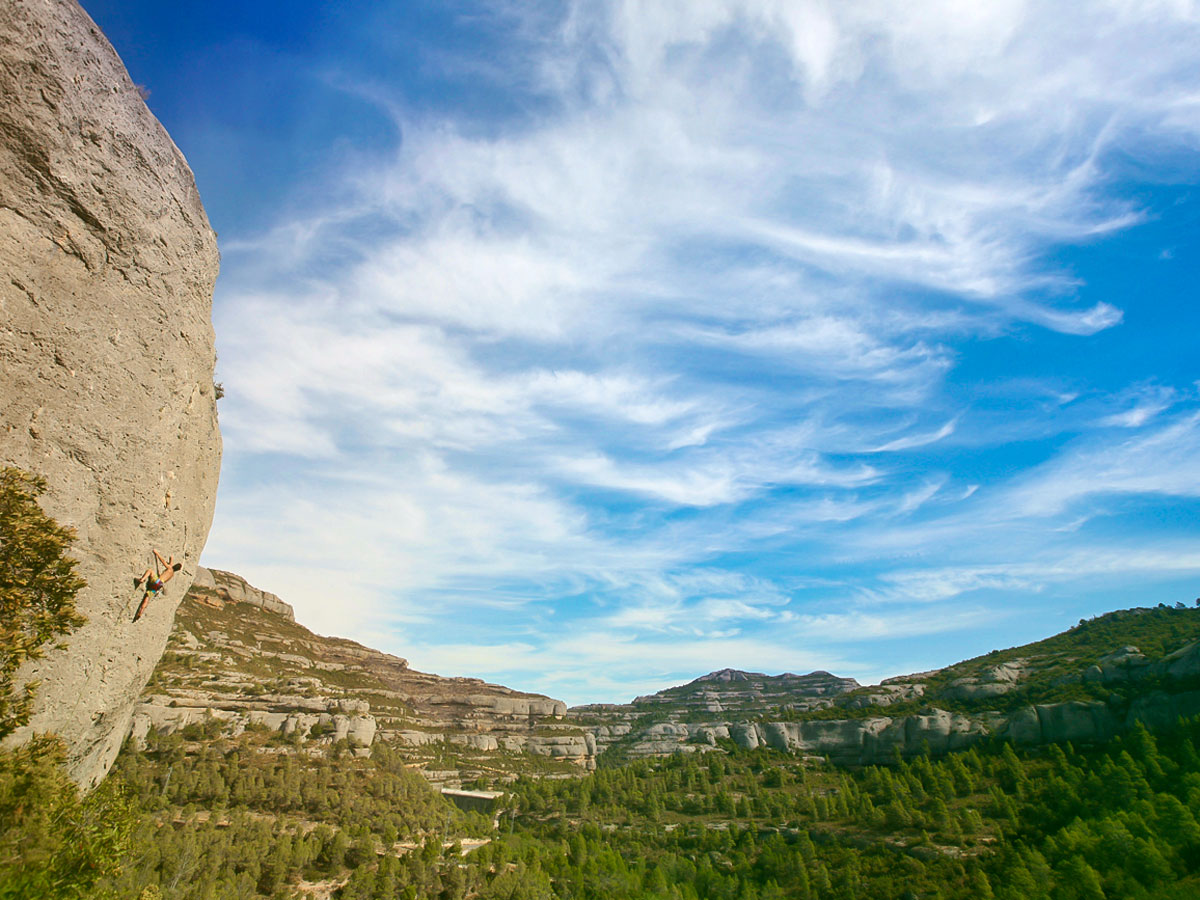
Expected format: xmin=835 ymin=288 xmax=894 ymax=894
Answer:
xmin=201 ymin=0 xmax=1200 ymax=704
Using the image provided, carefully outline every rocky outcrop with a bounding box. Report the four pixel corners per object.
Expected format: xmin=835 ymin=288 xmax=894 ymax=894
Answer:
xmin=1161 ymin=642 xmax=1200 ymax=679
xmin=0 ymin=0 xmax=221 ymax=786
xmin=571 ymin=668 xmax=863 ymax=757
xmin=574 ymin=688 xmax=1200 ymax=765
xmin=646 ymin=668 xmax=860 ymax=704
xmin=1001 ymin=701 xmax=1118 ymax=746
xmin=941 ymin=660 xmax=1027 ymax=701
xmin=844 ymin=682 xmax=925 ymax=709
xmin=131 ymin=701 xmax=379 ymax=753
xmin=621 ymin=669 xmax=860 ymax=720
xmin=191 ymin=567 xmax=294 ymax=620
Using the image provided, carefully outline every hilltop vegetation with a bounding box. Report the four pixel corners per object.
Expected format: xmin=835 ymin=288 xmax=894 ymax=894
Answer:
xmin=800 ymin=603 xmax=1200 ymax=721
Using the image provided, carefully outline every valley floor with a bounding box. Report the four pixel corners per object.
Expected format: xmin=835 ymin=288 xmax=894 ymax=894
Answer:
xmin=6 ymin=711 xmax=1196 ymax=899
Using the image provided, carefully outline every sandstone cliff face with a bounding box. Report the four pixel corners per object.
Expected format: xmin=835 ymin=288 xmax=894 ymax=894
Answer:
xmin=0 ymin=0 xmax=221 ymax=786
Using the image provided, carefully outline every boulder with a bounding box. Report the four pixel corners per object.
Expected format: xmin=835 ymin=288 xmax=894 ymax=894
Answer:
xmin=246 ymin=710 xmax=289 ymax=731
xmin=941 ymin=661 xmax=1025 ymax=701
xmin=783 ymin=718 xmax=887 ymax=759
xmin=283 ymin=713 xmax=321 ymax=738
xmin=1162 ymin=642 xmax=1200 ymax=680
xmin=898 ymin=709 xmax=986 ymax=755
xmin=525 ymin=734 xmax=592 ymax=759
xmin=451 ymin=733 xmax=498 ymax=751
xmin=845 ymin=683 xmax=925 ymax=709
xmin=393 ymin=730 xmax=441 ymax=747
xmin=469 ymin=695 xmax=567 ymax=717
xmin=1003 ymin=706 xmax=1043 ymax=745
xmin=326 ymin=713 xmax=376 ymax=747
xmin=0 ymin=0 xmax=221 ymax=787
xmin=731 ymin=723 xmax=760 ymax=750
xmin=1097 ymin=646 xmax=1149 ymax=682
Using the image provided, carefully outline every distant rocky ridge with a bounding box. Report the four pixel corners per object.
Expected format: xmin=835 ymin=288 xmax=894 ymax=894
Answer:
xmin=135 ymin=571 xmax=592 ymax=787
xmin=570 ymin=668 xmax=863 ymax=758
xmin=637 ymin=668 xmax=861 ymax=709
xmin=0 ymin=0 xmax=221 ymax=787
xmin=566 ymin=607 xmax=1200 ymax=764
xmin=136 ymin=573 xmax=1200 ymax=780
xmin=571 ymin=667 xmax=863 ymax=757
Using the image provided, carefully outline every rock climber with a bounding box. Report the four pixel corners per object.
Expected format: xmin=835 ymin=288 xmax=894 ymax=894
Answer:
xmin=133 ymin=548 xmax=182 ymax=622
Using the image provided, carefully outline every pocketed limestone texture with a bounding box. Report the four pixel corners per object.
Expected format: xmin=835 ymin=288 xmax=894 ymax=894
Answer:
xmin=0 ymin=0 xmax=221 ymax=787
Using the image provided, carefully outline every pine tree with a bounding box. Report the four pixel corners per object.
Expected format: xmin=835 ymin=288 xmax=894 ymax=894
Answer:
xmin=969 ymin=867 xmax=995 ymax=899
xmin=1055 ymin=856 xmax=1105 ymax=900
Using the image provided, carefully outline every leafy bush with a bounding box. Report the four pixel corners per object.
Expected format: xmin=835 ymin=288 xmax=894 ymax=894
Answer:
xmin=0 ymin=737 xmax=138 ymax=899
xmin=0 ymin=467 xmax=86 ymax=738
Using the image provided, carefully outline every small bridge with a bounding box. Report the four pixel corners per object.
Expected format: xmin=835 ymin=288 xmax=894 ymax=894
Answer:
xmin=441 ymin=788 xmax=504 ymax=815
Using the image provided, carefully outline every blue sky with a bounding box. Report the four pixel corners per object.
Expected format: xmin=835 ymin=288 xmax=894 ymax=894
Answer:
xmin=83 ymin=0 xmax=1200 ymax=705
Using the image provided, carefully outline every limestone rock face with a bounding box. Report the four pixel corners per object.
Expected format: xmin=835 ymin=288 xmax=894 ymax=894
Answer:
xmin=191 ymin=567 xmax=294 ymax=620
xmin=1162 ymin=642 xmax=1200 ymax=679
xmin=844 ymin=682 xmax=925 ymax=709
xmin=0 ymin=0 xmax=221 ymax=786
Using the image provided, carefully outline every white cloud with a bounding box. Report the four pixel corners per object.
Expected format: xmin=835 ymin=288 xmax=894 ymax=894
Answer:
xmin=871 ymin=418 xmax=957 ymax=452
xmin=1099 ymin=383 xmax=1177 ymax=428
xmin=204 ymin=0 xmax=1200 ymax=699
xmin=1009 ymin=413 xmax=1200 ymax=516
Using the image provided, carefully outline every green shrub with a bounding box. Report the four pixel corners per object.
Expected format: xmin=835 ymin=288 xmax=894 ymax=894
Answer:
xmin=0 ymin=737 xmax=138 ymax=899
xmin=0 ymin=467 xmax=86 ymax=738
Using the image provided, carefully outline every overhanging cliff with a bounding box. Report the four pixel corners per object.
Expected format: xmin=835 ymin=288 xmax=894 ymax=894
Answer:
xmin=0 ymin=0 xmax=221 ymax=787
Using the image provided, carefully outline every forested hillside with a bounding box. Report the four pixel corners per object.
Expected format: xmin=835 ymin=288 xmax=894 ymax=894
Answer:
xmin=31 ymin=710 xmax=1200 ymax=899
